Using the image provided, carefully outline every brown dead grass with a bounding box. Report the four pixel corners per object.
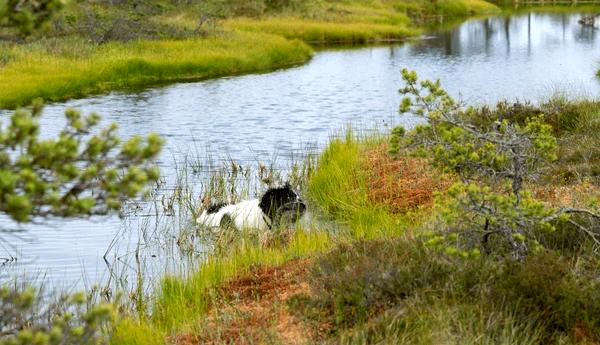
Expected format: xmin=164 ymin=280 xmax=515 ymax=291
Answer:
xmin=534 ymin=180 xmax=600 ymax=208
xmin=365 ymin=145 xmax=453 ymax=213
xmin=169 ymin=260 xmax=313 ymax=345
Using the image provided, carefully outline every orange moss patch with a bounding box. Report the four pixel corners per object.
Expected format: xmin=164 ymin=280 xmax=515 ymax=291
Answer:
xmin=169 ymin=260 xmax=313 ymax=345
xmin=571 ymin=321 xmax=600 ymax=345
xmin=365 ymin=145 xmax=452 ymax=213
xmin=219 ymin=259 xmax=310 ymax=301
xmin=534 ymin=181 xmax=600 ymax=208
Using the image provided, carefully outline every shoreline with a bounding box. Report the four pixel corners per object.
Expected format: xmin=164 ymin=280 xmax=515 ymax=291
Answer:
xmin=0 ymin=0 xmax=500 ymax=109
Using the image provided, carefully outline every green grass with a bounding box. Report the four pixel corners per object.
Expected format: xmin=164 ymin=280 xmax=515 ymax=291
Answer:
xmin=109 ymin=131 xmax=419 ymax=344
xmin=0 ymin=31 xmax=312 ymax=108
xmin=307 ymin=132 xmax=403 ymax=237
xmin=223 ymin=0 xmax=499 ymax=43
xmin=225 ymin=17 xmax=420 ymax=43
xmin=111 ymin=228 xmax=333 ymax=344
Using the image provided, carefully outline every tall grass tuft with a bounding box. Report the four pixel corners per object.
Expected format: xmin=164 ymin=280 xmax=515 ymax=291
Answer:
xmin=225 ymin=18 xmax=420 ymax=43
xmin=308 ymin=130 xmax=432 ymax=238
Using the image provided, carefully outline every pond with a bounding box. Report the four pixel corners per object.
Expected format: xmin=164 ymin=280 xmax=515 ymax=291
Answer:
xmin=1 ymin=11 xmax=599 ymax=291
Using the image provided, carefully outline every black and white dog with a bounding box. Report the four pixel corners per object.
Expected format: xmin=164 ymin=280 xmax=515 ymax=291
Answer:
xmin=196 ymin=183 xmax=306 ymax=231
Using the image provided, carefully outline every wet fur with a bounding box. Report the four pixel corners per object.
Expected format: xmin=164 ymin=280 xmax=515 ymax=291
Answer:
xmin=196 ymin=184 xmax=305 ymax=231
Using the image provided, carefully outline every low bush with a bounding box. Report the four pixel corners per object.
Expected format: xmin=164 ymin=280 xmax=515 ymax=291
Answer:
xmin=293 ymin=238 xmax=600 ymax=343
xmin=290 ymin=239 xmax=455 ymax=332
xmin=458 ymin=97 xmax=600 ymax=184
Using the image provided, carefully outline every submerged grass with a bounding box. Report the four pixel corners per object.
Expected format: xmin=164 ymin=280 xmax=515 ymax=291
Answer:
xmin=0 ymin=31 xmax=312 ymax=108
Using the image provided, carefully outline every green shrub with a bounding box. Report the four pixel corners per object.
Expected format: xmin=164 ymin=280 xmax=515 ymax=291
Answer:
xmin=0 ymin=0 xmax=64 ymax=36
xmin=293 ymin=238 xmax=600 ymax=342
xmin=489 ymin=252 xmax=600 ymax=339
xmin=456 ymin=97 xmax=600 ymax=184
xmin=0 ymin=101 xmax=163 ymax=223
xmin=0 ymin=286 xmax=114 ymax=345
xmin=291 ymin=239 xmax=455 ymax=330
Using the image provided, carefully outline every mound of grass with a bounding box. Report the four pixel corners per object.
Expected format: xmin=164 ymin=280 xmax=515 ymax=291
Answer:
xmin=291 ymin=238 xmax=600 ymax=344
xmin=225 ymin=17 xmax=419 ymax=43
xmin=110 ymin=228 xmax=331 ymax=344
xmin=365 ymin=144 xmax=452 ymax=213
xmin=0 ymin=31 xmax=312 ymax=108
xmin=308 ymin=134 xmax=401 ymax=237
xmin=308 ymin=132 xmax=449 ymax=238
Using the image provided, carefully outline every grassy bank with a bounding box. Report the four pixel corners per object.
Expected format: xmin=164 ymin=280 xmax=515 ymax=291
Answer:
xmin=109 ymin=130 xmax=454 ymax=344
xmin=0 ymin=31 xmax=312 ymax=108
xmin=108 ymin=92 xmax=600 ymax=343
xmin=0 ymin=0 xmax=500 ymax=108
xmin=221 ymin=0 xmax=498 ymax=43
xmin=108 ymin=134 xmax=398 ymax=344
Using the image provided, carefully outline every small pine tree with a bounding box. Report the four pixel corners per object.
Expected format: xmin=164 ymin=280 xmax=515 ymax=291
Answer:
xmin=398 ymin=69 xmax=599 ymax=259
xmin=0 ymin=99 xmax=163 ymax=224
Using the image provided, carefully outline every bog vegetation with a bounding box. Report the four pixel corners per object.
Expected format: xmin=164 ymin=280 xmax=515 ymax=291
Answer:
xmin=107 ymin=73 xmax=600 ymax=344
xmin=2 ymin=1 xmax=600 ymax=344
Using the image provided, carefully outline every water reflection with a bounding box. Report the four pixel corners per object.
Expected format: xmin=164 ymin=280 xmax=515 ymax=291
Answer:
xmin=0 ymin=12 xmax=599 ymax=290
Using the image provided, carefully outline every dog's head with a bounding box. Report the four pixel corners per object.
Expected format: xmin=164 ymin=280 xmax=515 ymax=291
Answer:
xmin=259 ymin=183 xmax=306 ymax=226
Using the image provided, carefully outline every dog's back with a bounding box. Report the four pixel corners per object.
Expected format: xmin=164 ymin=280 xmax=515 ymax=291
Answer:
xmin=197 ymin=199 xmax=268 ymax=230
xmin=197 ymin=183 xmax=306 ymax=231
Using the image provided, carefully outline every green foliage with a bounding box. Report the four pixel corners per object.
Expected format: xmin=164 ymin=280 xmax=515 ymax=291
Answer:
xmin=293 ymin=238 xmax=600 ymax=343
xmin=0 ymin=286 xmax=114 ymax=345
xmin=396 ymin=69 xmax=590 ymax=258
xmin=0 ymin=0 xmax=64 ymax=36
xmin=0 ymin=100 xmax=163 ymax=223
xmin=388 ymin=126 xmax=405 ymax=154
xmin=291 ymin=239 xmax=455 ymax=330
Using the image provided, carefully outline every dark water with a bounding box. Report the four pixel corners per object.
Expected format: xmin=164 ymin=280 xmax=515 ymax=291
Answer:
xmin=1 ymin=12 xmax=599 ymax=290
